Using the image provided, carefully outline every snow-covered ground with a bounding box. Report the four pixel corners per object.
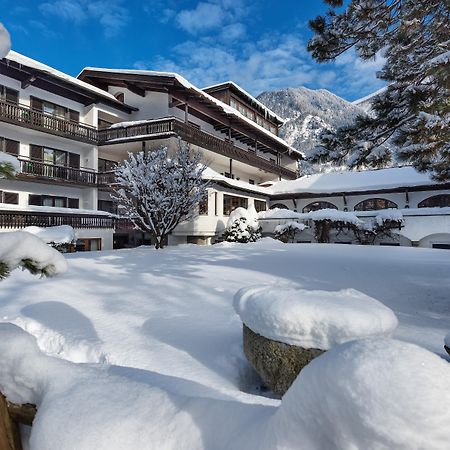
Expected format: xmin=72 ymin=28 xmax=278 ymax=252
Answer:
xmin=1 ymin=240 xmax=449 ymax=448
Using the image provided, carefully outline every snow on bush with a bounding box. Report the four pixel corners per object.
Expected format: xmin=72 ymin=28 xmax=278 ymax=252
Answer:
xmin=0 ymin=22 xmax=11 ymax=58
xmin=24 ymin=225 xmax=76 ymax=245
xmin=444 ymin=331 xmax=450 ymax=348
xmin=274 ymin=338 xmax=450 ymax=450
xmin=0 ymin=231 xmax=68 ymax=278
xmin=223 ymin=206 xmax=262 ymax=243
xmin=307 ymin=208 xmax=362 ymax=225
xmin=375 ymin=208 xmax=404 ymax=226
xmin=274 ymin=221 xmax=307 ymax=243
xmin=234 ymin=285 xmax=398 ymax=350
xmin=258 ymin=208 xmax=301 ymax=220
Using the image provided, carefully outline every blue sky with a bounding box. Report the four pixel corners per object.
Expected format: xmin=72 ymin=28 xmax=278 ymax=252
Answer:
xmin=1 ymin=0 xmax=386 ymax=101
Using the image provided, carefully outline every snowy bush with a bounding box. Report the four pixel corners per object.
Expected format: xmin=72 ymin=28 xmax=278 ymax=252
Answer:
xmin=222 ymin=206 xmax=262 ymax=243
xmin=274 ymin=221 xmax=307 ymax=243
xmin=0 ymin=231 xmax=68 ymax=279
xmin=113 ymin=141 xmax=208 ymax=249
xmin=23 ymin=226 xmax=76 ymax=253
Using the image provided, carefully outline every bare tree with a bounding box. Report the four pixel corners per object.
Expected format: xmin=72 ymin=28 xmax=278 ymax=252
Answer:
xmin=113 ymin=141 xmax=208 ymax=249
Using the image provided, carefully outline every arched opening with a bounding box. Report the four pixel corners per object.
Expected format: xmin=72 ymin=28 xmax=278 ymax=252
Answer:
xmin=302 ymin=201 xmax=338 ymax=213
xmin=354 ymin=198 xmax=397 ymax=211
xmin=270 ymin=203 xmax=289 ymax=210
xmin=418 ymin=195 xmax=450 ymax=208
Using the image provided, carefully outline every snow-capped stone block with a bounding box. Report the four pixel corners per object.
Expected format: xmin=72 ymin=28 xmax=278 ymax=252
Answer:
xmin=234 ymin=285 xmax=398 ymax=350
xmin=277 ymin=338 xmax=450 ymax=449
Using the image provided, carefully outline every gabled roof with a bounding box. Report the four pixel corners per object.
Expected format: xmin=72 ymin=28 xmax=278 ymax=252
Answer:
xmin=2 ymin=52 xmax=136 ymax=113
xmin=78 ymin=68 xmax=302 ymax=158
xmin=202 ymin=81 xmax=285 ymax=125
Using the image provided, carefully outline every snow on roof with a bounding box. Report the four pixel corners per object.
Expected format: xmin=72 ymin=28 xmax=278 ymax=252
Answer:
xmin=6 ymin=51 xmax=122 ymax=104
xmin=352 ymin=86 xmax=387 ymax=106
xmin=79 ymin=68 xmax=302 ymax=157
xmin=202 ymin=80 xmax=285 ymax=124
xmin=271 ymin=167 xmax=439 ymax=195
xmin=202 ymin=166 xmax=271 ymax=196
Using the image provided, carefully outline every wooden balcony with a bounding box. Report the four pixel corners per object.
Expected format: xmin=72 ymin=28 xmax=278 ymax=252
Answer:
xmin=97 ymin=171 xmax=117 ymax=186
xmin=18 ymin=158 xmax=97 ymax=185
xmin=98 ymin=118 xmax=297 ymax=179
xmin=0 ymin=100 xmax=97 ymax=144
xmin=0 ymin=210 xmax=114 ymax=229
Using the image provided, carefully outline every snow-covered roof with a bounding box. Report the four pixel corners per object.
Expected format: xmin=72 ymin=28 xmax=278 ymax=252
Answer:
xmin=79 ymin=68 xmax=302 ymax=157
xmin=202 ymin=167 xmax=271 ymax=196
xmin=271 ymin=167 xmax=441 ymax=196
xmin=202 ymin=80 xmax=285 ymax=124
xmin=5 ymin=51 xmax=126 ymax=106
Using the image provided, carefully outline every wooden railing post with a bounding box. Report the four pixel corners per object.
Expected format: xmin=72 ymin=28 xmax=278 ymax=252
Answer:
xmin=0 ymin=393 xmax=36 ymax=450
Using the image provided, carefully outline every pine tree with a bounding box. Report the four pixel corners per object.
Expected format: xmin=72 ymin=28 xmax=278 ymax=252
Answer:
xmin=308 ymin=0 xmax=450 ymax=181
xmin=113 ymin=141 xmax=208 ymax=249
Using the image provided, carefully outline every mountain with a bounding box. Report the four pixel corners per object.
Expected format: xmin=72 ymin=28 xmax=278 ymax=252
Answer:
xmin=257 ymin=87 xmax=365 ymax=165
xmin=351 ymin=87 xmax=387 ymax=114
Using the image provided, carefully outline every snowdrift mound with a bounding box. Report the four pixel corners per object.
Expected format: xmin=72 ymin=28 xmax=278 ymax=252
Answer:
xmin=234 ymin=286 xmax=398 ymax=350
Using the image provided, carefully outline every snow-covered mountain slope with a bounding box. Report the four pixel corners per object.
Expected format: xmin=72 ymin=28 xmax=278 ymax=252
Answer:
xmin=257 ymin=87 xmax=365 ymax=159
xmin=352 ymin=86 xmax=387 ymax=114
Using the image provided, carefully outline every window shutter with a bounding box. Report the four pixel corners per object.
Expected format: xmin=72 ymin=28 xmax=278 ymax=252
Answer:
xmin=68 ymin=109 xmax=80 ymax=122
xmin=30 ymin=144 xmax=43 ymax=160
xmin=68 ymin=198 xmax=79 ymax=209
xmin=5 ymin=88 xmax=18 ymax=104
xmin=28 ymin=194 xmax=42 ymax=206
xmin=68 ymin=153 xmax=80 ymax=168
xmin=3 ymin=192 xmax=18 ymax=204
xmin=30 ymin=97 xmax=43 ymax=111
xmin=5 ymin=139 xmax=19 ymax=155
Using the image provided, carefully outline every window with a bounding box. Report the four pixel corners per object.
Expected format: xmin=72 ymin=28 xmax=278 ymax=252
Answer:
xmin=0 ymin=137 xmax=19 ymax=155
xmin=28 ymin=195 xmax=78 ymax=208
xmin=30 ymin=145 xmax=80 ymax=168
xmin=223 ymin=194 xmax=248 ymax=215
xmin=30 ymin=97 xmax=79 ymax=122
xmin=98 ymin=200 xmax=116 ymax=214
xmin=254 ymin=200 xmax=267 ymax=212
xmin=354 ymin=198 xmax=398 ymax=211
xmin=199 ymin=196 xmax=208 ymax=215
xmin=418 ymin=195 xmax=450 ymax=208
xmin=114 ymin=92 xmax=125 ymax=103
xmin=98 ymin=118 xmax=113 ymax=130
xmin=98 ymin=158 xmax=117 ymax=172
xmin=76 ymin=238 xmax=102 ymax=252
xmin=270 ymin=203 xmax=289 ymax=210
xmin=0 ymin=85 xmax=18 ymax=104
xmin=303 ymin=201 xmax=338 ymax=213
xmin=0 ymin=191 xmax=19 ymax=204
xmin=249 ymin=179 xmax=255 ymax=185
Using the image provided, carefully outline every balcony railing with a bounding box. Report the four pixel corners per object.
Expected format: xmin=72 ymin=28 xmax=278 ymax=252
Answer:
xmin=0 ymin=211 xmax=114 ymax=229
xmin=19 ymin=158 xmax=97 ymax=185
xmin=98 ymin=118 xmax=297 ymax=180
xmin=98 ymin=118 xmax=175 ymax=142
xmin=0 ymin=100 xmax=97 ymax=144
xmin=97 ymin=171 xmax=117 ymax=186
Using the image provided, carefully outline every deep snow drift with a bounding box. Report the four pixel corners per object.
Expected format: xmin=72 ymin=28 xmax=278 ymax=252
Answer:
xmin=0 ymin=240 xmax=449 ymax=448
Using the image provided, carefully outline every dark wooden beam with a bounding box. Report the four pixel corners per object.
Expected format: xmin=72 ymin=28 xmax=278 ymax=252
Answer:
xmin=20 ymin=73 xmax=36 ymax=89
xmin=124 ymin=82 xmax=146 ymax=97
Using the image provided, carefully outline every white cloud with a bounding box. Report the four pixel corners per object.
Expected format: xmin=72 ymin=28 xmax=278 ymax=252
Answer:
xmin=176 ymin=2 xmax=225 ymax=34
xmin=135 ymin=33 xmax=337 ymax=95
xmin=39 ymin=0 xmax=128 ymax=37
